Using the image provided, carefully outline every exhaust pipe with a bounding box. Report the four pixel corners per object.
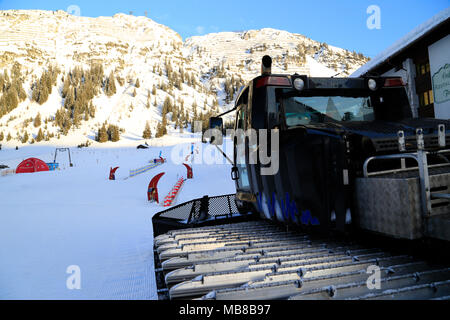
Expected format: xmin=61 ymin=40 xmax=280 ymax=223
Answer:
xmin=261 ymin=55 xmax=272 ymax=75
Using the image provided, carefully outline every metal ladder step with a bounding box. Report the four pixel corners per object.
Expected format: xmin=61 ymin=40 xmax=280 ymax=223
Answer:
xmin=164 ymin=246 xmax=370 ymax=284
xmin=155 ymin=225 xmax=280 ymax=246
xmin=289 ymin=268 xmax=450 ymax=300
xmin=431 ymin=193 xmax=450 ymax=200
xmin=200 ymin=261 xmax=434 ymax=300
xmin=155 ymin=221 xmax=273 ymax=239
xmin=349 ymin=279 xmax=450 ymax=300
xmin=158 ymin=236 xmax=311 ymax=261
xmin=161 ymin=241 xmax=343 ymax=270
xmin=168 ymin=252 xmax=393 ymax=299
xmin=156 ymin=229 xmax=307 ymax=253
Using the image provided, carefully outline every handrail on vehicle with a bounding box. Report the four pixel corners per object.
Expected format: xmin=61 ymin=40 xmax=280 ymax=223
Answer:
xmin=363 ymin=148 xmax=450 ymax=218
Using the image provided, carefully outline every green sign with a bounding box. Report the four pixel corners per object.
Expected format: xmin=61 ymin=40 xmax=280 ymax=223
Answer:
xmin=432 ymin=63 xmax=450 ymax=104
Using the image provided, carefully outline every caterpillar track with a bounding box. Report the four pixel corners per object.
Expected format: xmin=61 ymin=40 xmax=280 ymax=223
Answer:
xmin=154 ymin=220 xmax=450 ymax=300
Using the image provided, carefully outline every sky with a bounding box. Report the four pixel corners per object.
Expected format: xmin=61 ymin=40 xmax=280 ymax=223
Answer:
xmin=0 ymin=0 xmax=448 ymax=57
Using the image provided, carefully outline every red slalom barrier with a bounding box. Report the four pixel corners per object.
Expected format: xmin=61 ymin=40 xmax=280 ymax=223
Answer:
xmin=183 ymin=163 xmax=193 ymax=179
xmin=148 ymin=172 xmax=165 ymax=203
xmin=109 ymin=167 xmax=119 ymax=180
xmin=163 ymin=176 xmax=185 ymax=207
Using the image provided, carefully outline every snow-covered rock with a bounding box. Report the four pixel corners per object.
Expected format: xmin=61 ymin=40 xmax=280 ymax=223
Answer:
xmin=0 ymin=10 xmax=369 ymax=146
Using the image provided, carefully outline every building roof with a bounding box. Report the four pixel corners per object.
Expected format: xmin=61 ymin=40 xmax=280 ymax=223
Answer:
xmin=351 ymin=7 xmax=450 ymax=77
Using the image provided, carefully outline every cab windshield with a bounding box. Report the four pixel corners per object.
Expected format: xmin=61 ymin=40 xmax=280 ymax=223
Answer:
xmin=282 ymin=95 xmax=374 ymax=127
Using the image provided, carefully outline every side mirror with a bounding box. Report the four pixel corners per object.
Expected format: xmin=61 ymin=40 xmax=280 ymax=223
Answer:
xmin=206 ymin=117 xmax=224 ymax=145
xmin=209 ymin=117 xmax=224 ymax=132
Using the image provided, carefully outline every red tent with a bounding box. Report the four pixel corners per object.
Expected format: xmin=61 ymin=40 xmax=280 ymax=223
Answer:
xmin=16 ymin=158 xmax=49 ymax=174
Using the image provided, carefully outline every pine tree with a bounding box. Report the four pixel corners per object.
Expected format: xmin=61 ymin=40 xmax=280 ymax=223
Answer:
xmin=105 ymin=71 xmax=116 ymax=96
xmin=6 ymin=132 xmax=11 ymax=141
xmin=12 ymin=79 xmax=26 ymax=102
xmin=163 ymin=96 xmax=172 ymax=115
xmin=64 ymin=87 xmax=75 ymax=110
xmin=0 ymin=131 xmax=3 ymax=141
xmin=135 ymin=78 xmax=140 ymax=88
xmin=39 ymin=84 xmax=49 ymax=105
xmin=3 ymin=86 xmax=19 ymax=112
xmin=161 ymin=115 xmax=168 ymax=136
xmin=36 ymin=128 xmax=44 ymax=142
xmin=98 ymin=124 xmax=108 ymax=143
xmin=89 ymin=102 xmax=96 ymax=118
xmin=34 ymin=113 xmax=41 ymax=127
xmin=155 ymin=121 xmax=167 ymax=138
xmin=31 ymin=71 xmax=51 ymax=105
xmin=155 ymin=122 xmax=162 ymax=138
xmin=107 ymin=124 xmax=120 ymax=142
xmin=62 ymin=76 xmax=71 ymax=98
xmin=72 ymin=105 xmax=82 ymax=128
xmin=143 ymin=121 xmax=152 ymax=139
xmin=172 ymin=105 xmax=178 ymax=120
xmin=21 ymin=131 xmax=29 ymax=143
xmin=61 ymin=109 xmax=72 ymax=135
xmin=55 ymin=108 xmax=64 ymax=129
xmin=31 ymin=81 xmax=39 ymax=102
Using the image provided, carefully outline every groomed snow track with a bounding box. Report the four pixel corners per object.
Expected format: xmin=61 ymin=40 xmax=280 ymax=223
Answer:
xmin=154 ymin=219 xmax=450 ymax=300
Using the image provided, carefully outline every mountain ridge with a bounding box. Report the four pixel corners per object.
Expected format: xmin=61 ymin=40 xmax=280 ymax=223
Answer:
xmin=0 ymin=10 xmax=370 ymax=146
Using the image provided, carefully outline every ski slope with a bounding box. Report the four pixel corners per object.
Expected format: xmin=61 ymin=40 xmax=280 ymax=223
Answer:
xmin=0 ymin=138 xmax=235 ymax=299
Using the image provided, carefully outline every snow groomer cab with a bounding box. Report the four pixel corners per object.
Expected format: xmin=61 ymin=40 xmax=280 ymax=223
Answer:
xmin=209 ymin=55 xmax=450 ymax=241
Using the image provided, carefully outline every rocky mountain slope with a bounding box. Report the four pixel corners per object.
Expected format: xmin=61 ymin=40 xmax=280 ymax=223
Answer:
xmin=0 ymin=10 xmax=370 ymax=146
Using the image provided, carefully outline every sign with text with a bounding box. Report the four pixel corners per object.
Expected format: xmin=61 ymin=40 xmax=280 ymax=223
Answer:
xmin=432 ymin=64 xmax=450 ymax=104
xmin=429 ymin=34 xmax=450 ymax=119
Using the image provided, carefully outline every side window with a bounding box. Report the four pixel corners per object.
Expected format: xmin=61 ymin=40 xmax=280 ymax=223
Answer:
xmin=234 ymin=88 xmax=251 ymax=191
xmin=236 ymin=87 xmax=249 ymax=106
xmin=237 ymin=108 xmax=245 ymax=129
xmin=235 ymin=87 xmax=249 ymax=130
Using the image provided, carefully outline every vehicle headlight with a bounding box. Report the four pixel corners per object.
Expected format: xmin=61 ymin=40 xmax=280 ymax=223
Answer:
xmin=293 ymin=78 xmax=305 ymax=91
xmin=368 ymin=78 xmax=377 ymax=91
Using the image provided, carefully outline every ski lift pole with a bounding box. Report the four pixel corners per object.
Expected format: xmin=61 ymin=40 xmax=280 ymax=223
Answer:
xmin=67 ymin=148 xmax=73 ymax=167
xmin=54 ymin=148 xmax=73 ymax=167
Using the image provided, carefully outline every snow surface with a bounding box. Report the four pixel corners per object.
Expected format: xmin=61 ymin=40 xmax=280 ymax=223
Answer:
xmin=0 ymin=137 xmax=235 ymax=299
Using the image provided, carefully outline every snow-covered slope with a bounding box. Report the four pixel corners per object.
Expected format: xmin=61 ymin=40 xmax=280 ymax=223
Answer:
xmin=0 ymin=10 xmax=370 ymax=147
xmin=0 ymin=140 xmax=234 ymax=299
